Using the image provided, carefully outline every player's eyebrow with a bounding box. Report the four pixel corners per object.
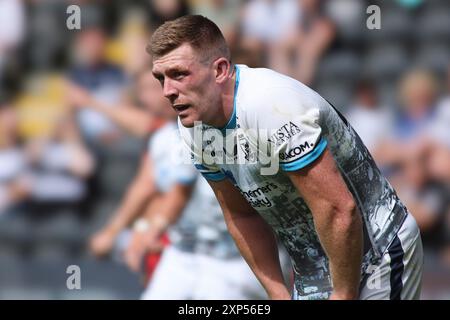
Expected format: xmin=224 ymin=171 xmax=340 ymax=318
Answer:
xmin=152 ymin=65 xmax=188 ymax=77
xmin=166 ymin=65 xmax=189 ymax=74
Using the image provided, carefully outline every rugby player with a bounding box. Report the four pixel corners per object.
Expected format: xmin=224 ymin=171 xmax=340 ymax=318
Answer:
xmin=148 ymin=15 xmax=424 ymax=300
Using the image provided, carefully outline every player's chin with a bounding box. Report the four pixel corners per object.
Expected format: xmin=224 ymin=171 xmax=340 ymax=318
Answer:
xmin=178 ymin=114 xmax=197 ymax=128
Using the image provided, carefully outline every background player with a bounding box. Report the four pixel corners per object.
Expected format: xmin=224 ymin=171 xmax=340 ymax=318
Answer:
xmin=69 ymin=68 xmax=267 ymax=299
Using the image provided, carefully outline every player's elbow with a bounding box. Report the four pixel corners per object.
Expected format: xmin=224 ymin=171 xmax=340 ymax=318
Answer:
xmin=339 ymin=196 xmax=357 ymax=216
xmin=332 ymin=197 xmax=359 ymax=231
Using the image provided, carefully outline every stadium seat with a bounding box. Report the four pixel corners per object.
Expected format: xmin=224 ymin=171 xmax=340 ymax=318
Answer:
xmin=58 ymin=287 xmax=119 ymax=300
xmin=317 ymin=51 xmax=361 ymax=81
xmin=416 ymin=8 xmax=450 ymax=41
xmin=315 ymin=80 xmax=353 ymax=113
xmin=0 ymin=211 xmax=33 ymax=248
xmin=33 ymin=211 xmax=84 ymax=246
xmin=98 ymin=161 xmax=137 ymax=197
xmin=326 ymin=0 xmax=365 ymax=46
xmin=365 ymin=8 xmax=414 ymax=43
xmin=20 ymin=254 xmax=69 ymax=287
xmin=0 ymin=287 xmax=54 ymax=300
xmin=363 ymin=44 xmax=410 ymax=82
xmin=0 ymin=248 xmax=26 ymax=287
xmin=376 ymin=80 xmax=400 ymax=109
xmin=32 ymin=242 xmax=73 ymax=262
xmin=76 ymin=257 xmax=142 ymax=299
xmin=414 ymin=43 xmax=450 ymax=76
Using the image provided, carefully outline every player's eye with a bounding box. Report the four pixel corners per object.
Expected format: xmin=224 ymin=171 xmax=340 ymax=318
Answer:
xmin=155 ymin=76 xmax=164 ymax=87
xmin=152 ymin=72 xmax=164 ymax=87
xmin=172 ymin=71 xmax=188 ymax=80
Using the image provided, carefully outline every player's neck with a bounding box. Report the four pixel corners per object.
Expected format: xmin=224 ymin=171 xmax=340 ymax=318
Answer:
xmin=216 ymin=67 xmax=237 ymax=130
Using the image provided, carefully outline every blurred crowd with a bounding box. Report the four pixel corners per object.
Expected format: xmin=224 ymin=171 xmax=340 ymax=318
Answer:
xmin=0 ymin=0 xmax=449 ymax=299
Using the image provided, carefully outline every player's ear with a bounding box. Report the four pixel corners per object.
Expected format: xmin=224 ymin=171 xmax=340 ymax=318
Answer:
xmin=213 ymin=57 xmax=230 ymax=85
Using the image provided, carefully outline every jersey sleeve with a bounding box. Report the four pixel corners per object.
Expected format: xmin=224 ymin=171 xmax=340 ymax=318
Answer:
xmin=172 ymin=156 xmax=199 ymax=185
xmin=259 ymin=86 xmax=328 ymax=172
xmin=193 ymin=163 xmax=226 ymax=182
xmin=148 ymin=126 xmax=199 ymax=187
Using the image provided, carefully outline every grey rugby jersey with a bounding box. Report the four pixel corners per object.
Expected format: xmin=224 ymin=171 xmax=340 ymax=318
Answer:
xmin=178 ymin=65 xmax=409 ymax=299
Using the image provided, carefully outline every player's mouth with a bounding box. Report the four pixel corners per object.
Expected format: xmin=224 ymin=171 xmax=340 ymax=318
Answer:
xmin=173 ymin=104 xmax=191 ymax=115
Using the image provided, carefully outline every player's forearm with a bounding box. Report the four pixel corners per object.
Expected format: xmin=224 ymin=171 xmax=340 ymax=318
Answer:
xmin=90 ymin=99 xmax=152 ymax=138
xmin=143 ymin=185 xmax=192 ymax=238
xmin=316 ymin=202 xmax=363 ymax=299
xmin=225 ymin=212 xmax=290 ymax=299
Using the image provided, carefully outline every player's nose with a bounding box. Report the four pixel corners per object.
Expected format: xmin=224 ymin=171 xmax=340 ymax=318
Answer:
xmin=162 ymin=79 xmax=178 ymax=100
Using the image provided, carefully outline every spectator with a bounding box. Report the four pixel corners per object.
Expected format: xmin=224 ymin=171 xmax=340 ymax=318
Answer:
xmin=240 ymin=0 xmax=301 ymax=73
xmin=114 ymin=9 xmax=153 ymax=78
xmin=0 ymin=0 xmax=24 ymax=52
xmin=0 ymin=102 xmax=30 ymax=215
xmin=423 ymin=64 xmax=450 ymax=268
xmin=68 ymin=25 xmax=129 ymax=147
xmin=375 ymin=69 xmax=439 ymax=170
xmin=420 ymin=63 xmax=450 ymax=193
xmin=293 ymin=0 xmax=335 ymax=85
xmin=241 ymin=0 xmax=335 ymax=85
xmin=191 ymin=0 xmax=241 ymax=46
xmin=67 ymin=68 xmax=162 ymax=138
xmin=0 ymin=0 xmax=25 ymax=73
xmin=346 ymin=79 xmax=393 ymax=155
xmin=0 ymin=0 xmax=25 ymax=101
xmin=388 ymin=142 xmax=447 ymax=241
xmin=25 ymin=114 xmax=95 ymax=213
xmin=26 ymin=0 xmax=69 ymax=70
xmin=374 ymin=69 xmax=448 ymax=246
xmin=145 ymin=0 xmax=190 ymax=30
xmin=395 ymin=69 xmax=439 ymax=140
xmin=427 ymin=64 xmax=450 ymax=149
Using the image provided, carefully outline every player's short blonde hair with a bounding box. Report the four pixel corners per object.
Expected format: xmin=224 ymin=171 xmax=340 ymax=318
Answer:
xmin=148 ymin=15 xmax=230 ymax=64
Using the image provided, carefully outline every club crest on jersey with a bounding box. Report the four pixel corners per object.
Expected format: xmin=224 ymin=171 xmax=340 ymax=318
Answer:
xmin=268 ymin=122 xmax=301 ymax=147
xmin=238 ymin=132 xmax=257 ymax=162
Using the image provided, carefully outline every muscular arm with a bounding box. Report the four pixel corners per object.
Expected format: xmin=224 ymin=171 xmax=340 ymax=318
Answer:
xmin=90 ymin=154 xmax=158 ymax=256
xmin=123 ymin=180 xmax=195 ymax=271
xmin=286 ymin=148 xmax=363 ymax=300
xmin=207 ymin=179 xmax=290 ymax=300
xmin=142 ymin=182 xmax=195 ymax=239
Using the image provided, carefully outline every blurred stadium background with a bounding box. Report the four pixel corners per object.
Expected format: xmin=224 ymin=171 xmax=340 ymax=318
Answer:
xmin=0 ymin=0 xmax=449 ymax=299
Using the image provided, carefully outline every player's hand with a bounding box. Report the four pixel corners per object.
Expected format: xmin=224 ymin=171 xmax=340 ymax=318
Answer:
xmin=267 ymin=286 xmax=291 ymax=300
xmin=124 ymin=230 xmax=162 ymax=273
xmin=89 ymin=227 xmax=117 ymax=258
xmin=329 ymin=291 xmax=358 ymax=300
